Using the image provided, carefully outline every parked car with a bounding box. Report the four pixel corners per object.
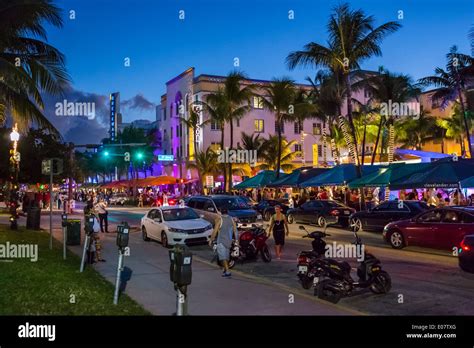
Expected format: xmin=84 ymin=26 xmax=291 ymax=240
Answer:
xmin=254 ymin=199 xmax=290 ymax=221
xmin=109 ymin=193 xmax=128 ymax=205
xmin=239 ymin=195 xmax=258 ymax=207
xmin=459 ymin=234 xmax=474 ymax=273
xmin=186 ymin=195 xmax=263 ymax=229
xmin=286 ymin=200 xmax=355 ymax=227
xmin=349 ymin=200 xmax=429 ymax=232
xmin=383 ymin=207 xmax=474 ymax=250
xmin=141 ymin=206 xmax=213 ymax=247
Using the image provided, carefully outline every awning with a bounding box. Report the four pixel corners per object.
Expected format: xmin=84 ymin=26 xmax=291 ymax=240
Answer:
xmin=299 ymin=164 xmax=382 ymax=187
xmin=233 ymin=170 xmax=282 ymax=189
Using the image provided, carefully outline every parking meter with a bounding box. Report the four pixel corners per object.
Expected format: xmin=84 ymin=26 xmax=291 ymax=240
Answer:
xmin=61 ymin=213 xmax=68 ymax=227
xmin=84 ymin=214 xmax=95 ymax=236
xmin=169 ymin=244 xmax=193 ymax=286
xmin=116 ymin=222 xmax=130 ymax=250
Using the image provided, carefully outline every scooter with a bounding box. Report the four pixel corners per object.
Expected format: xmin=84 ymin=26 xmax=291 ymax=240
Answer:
xmin=212 ymin=225 xmax=271 ymax=269
xmin=314 ymin=231 xmax=392 ymax=303
xmin=297 ymin=225 xmax=331 ymax=289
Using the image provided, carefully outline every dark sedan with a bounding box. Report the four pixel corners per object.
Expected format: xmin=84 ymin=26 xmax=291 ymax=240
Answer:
xmin=459 ymin=234 xmax=474 ymax=273
xmin=254 ymin=199 xmax=290 ymax=221
xmin=382 ymin=207 xmax=474 ymax=250
xmin=286 ymin=200 xmax=355 ymax=227
xmin=349 ymin=200 xmax=429 ymax=232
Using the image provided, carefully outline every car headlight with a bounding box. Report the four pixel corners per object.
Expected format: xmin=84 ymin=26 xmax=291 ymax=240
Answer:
xmin=168 ymin=227 xmax=186 ymax=233
xmin=205 ymin=223 xmax=212 ymax=230
xmin=257 ymin=214 xmax=263 ymax=221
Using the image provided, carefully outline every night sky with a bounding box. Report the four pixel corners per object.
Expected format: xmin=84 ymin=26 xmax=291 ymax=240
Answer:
xmin=41 ymin=0 xmax=473 ymax=143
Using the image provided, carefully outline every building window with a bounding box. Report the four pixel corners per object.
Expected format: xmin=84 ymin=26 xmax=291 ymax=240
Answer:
xmin=295 ymin=144 xmax=302 ymax=156
xmin=313 ymin=123 xmax=322 ymax=135
xmin=211 ymin=119 xmax=221 ymax=130
xmin=275 ymin=120 xmax=285 ymax=133
xmin=170 ymin=127 xmax=173 ymax=139
xmin=254 ymin=119 xmax=264 ymax=133
xmin=176 ymin=102 xmax=180 ymax=116
xmin=176 ymin=125 xmax=179 ymax=137
xmin=253 ymin=96 xmax=264 ymax=109
xmin=170 ymin=104 xmax=173 ymax=117
xmin=431 ymin=98 xmax=440 ymax=109
xmin=294 ymin=121 xmax=302 ymax=134
xmin=179 ymin=123 xmax=183 ymax=137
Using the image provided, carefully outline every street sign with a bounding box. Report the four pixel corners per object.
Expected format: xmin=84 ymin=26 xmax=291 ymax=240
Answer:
xmin=158 ymin=155 xmax=174 ymax=161
xmin=42 ymin=158 xmax=63 ymax=175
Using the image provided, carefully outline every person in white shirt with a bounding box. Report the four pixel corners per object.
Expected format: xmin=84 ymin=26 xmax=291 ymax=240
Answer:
xmin=94 ymin=198 xmax=109 ymax=233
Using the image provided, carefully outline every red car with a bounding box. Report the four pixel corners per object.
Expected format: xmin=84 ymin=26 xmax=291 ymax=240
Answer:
xmin=383 ymin=207 xmax=474 ymax=250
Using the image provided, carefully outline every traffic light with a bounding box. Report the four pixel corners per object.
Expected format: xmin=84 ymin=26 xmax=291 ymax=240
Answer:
xmin=136 ymin=152 xmax=143 ymax=160
xmin=104 ymin=151 xmax=110 ymax=157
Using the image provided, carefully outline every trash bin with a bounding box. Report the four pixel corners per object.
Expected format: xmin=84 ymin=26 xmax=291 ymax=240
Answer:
xmin=26 ymin=207 xmax=41 ymax=230
xmin=66 ymin=219 xmax=81 ymax=245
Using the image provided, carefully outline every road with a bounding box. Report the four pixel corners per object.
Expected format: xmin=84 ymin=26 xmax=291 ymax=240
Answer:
xmin=104 ymin=204 xmax=474 ymax=315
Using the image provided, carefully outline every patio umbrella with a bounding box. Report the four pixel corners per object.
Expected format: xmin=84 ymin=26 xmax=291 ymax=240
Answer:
xmin=348 ymin=162 xmax=431 ymax=189
xmin=299 ymin=164 xmax=382 ymax=188
xmin=233 ymin=170 xmax=281 ymax=189
xmin=267 ymin=167 xmax=329 ymax=188
xmin=390 ymin=159 xmax=474 ymax=189
xmin=138 ymin=176 xmax=177 ymax=186
xmin=461 ymin=175 xmax=474 ymax=188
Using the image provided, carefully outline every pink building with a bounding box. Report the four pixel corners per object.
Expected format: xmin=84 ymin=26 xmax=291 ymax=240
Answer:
xmin=154 ymin=67 xmax=373 ymax=180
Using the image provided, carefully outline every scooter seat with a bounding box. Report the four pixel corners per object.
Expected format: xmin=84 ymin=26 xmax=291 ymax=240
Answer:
xmin=325 ymin=259 xmax=351 ymax=274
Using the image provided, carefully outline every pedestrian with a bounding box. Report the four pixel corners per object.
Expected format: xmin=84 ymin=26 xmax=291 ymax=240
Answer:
xmin=94 ymin=198 xmax=109 ymax=233
xmin=209 ymin=207 xmax=238 ymax=278
xmin=138 ymin=193 xmax=144 ymax=207
xmin=85 ymin=209 xmax=106 ymax=264
xmin=288 ymin=196 xmax=294 ymax=209
xmin=163 ymin=191 xmax=169 ymax=206
xmin=268 ymin=205 xmax=289 ymax=260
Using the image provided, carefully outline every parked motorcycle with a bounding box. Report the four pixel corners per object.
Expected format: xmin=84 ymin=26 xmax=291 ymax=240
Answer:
xmin=297 ymin=225 xmax=330 ymax=289
xmin=315 ymin=231 xmax=392 ymax=303
xmin=212 ymin=226 xmax=271 ymax=269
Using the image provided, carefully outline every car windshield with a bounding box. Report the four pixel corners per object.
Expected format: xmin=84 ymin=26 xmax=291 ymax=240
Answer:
xmin=213 ymin=197 xmax=251 ymax=210
xmin=162 ymin=208 xmax=199 ymax=221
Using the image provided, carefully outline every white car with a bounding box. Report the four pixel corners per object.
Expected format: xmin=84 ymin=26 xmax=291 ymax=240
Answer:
xmin=109 ymin=193 xmax=128 ymax=205
xmin=141 ymin=206 xmax=213 ymax=247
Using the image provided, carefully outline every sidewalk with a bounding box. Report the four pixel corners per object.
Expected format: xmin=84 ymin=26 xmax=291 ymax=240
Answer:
xmin=0 ymin=212 xmax=359 ymax=316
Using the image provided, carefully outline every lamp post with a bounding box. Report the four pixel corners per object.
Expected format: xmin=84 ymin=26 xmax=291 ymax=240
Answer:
xmin=9 ymin=123 xmax=20 ymax=230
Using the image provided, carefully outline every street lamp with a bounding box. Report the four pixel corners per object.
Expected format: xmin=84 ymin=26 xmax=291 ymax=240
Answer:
xmin=9 ymin=123 xmax=20 ymax=230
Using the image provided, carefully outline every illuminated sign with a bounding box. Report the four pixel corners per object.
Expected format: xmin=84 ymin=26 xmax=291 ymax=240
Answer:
xmin=157 ymin=155 xmax=175 ymax=161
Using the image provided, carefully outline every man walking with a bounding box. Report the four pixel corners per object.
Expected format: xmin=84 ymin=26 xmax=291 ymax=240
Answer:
xmin=95 ymin=198 xmax=109 ymax=233
xmin=209 ymin=208 xmax=238 ymax=278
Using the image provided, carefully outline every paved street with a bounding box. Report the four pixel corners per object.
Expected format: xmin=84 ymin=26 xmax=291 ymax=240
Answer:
xmin=3 ymin=203 xmax=474 ymax=315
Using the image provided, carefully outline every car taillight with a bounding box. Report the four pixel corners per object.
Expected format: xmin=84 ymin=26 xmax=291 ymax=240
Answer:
xmin=330 ymin=209 xmax=340 ymax=216
xmin=461 ymin=240 xmax=471 ymax=252
xmin=298 ymin=255 xmax=309 ymax=264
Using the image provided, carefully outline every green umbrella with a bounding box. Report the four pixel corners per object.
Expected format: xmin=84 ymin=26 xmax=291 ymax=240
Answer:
xmin=267 ymin=167 xmax=329 ymax=188
xmin=460 ymin=175 xmax=474 ymax=188
xmin=348 ymin=162 xmax=431 ymax=189
xmin=299 ymin=164 xmax=382 ymax=187
xmin=233 ymin=170 xmax=283 ymax=189
xmin=390 ymin=159 xmax=474 ymax=189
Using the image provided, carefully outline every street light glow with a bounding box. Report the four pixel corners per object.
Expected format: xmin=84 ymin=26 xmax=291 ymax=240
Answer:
xmin=104 ymin=151 xmax=109 ymax=156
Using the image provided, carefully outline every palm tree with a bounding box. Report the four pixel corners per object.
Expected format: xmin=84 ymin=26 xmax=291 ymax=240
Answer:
xmin=0 ymin=0 xmax=70 ymax=133
xmin=186 ymin=147 xmax=219 ymax=194
xmin=202 ymin=88 xmax=228 ymax=190
xmin=418 ymin=46 xmax=474 ymax=157
xmin=352 ymin=100 xmax=379 ymax=165
xmin=287 ymin=2 xmax=401 ymax=171
xmin=221 ymin=71 xmax=254 ymax=190
xmin=437 ymin=103 xmax=473 ymax=155
xmin=355 ymin=69 xmax=419 ymax=164
xmin=261 ymin=78 xmax=300 ymax=178
xmin=178 ymin=103 xmax=210 ymax=160
xmin=259 ymin=135 xmax=300 ymax=172
xmin=396 ymin=111 xmax=440 ymax=150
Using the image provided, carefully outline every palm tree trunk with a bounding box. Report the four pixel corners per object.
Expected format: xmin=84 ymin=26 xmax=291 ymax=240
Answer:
xmin=344 ymin=73 xmax=366 ymax=210
xmin=371 ymin=116 xmax=384 ymax=165
xmin=361 ymin=121 xmax=367 ymax=166
xmin=276 ymin=115 xmax=282 ymax=178
xmin=458 ymin=89 xmax=472 ymax=158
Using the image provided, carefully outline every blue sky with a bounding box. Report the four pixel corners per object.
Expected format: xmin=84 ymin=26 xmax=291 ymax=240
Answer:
xmin=42 ymin=0 xmax=473 ymax=139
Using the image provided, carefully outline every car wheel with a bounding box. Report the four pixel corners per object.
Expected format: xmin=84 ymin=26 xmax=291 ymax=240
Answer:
xmin=264 ymin=210 xmax=272 ymax=221
xmin=317 ymin=216 xmax=327 ymax=228
xmin=261 ymin=245 xmax=272 ymax=262
xmin=370 ymin=271 xmax=392 ymax=294
xmin=350 ymin=217 xmax=362 ymax=232
xmin=142 ymin=227 xmax=150 ymax=241
xmin=287 ymin=213 xmax=294 ymax=224
xmin=389 ymin=230 xmax=405 ymax=249
xmin=161 ymin=231 xmax=169 ymax=248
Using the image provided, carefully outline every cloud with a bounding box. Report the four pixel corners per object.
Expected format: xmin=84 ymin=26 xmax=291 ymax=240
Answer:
xmin=121 ymin=94 xmax=156 ymax=111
